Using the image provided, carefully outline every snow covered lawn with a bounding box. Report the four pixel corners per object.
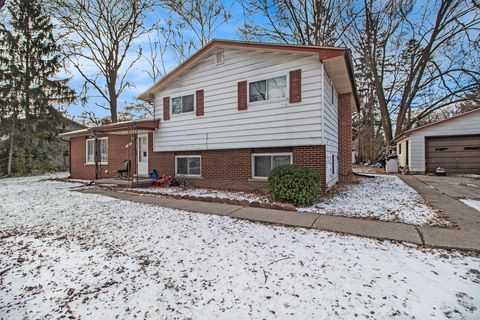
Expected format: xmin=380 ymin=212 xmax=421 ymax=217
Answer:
xmin=299 ymin=175 xmax=450 ymax=226
xmin=1 ymin=175 xmax=479 ymax=319
xmin=124 ymin=186 xmax=268 ymax=203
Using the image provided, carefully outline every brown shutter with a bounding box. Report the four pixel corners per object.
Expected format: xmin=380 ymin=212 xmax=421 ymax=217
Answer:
xmin=163 ymin=97 xmax=170 ymax=120
xmin=196 ymin=90 xmax=204 ymax=116
xmin=238 ymin=81 xmax=247 ymax=110
xmin=289 ymin=69 xmax=301 ymax=103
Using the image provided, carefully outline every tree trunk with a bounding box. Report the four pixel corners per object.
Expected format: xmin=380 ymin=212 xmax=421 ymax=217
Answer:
xmin=7 ymin=131 xmax=14 ymax=176
xmin=108 ymin=72 xmax=118 ymax=123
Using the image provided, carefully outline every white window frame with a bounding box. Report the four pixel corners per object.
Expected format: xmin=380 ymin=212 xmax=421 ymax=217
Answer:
xmin=171 ymin=93 xmax=196 ymax=116
xmin=175 ymin=155 xmax=202 ymax=177
xmin=215 ymin=50 xmax=224 ymax=65
xmin=85 ymin=137 xmax=108 ymax=165
xmin=251 ymin=152 xmax=293 ymax=180
xmin=247 ymin=74 xmax=288 ymax=105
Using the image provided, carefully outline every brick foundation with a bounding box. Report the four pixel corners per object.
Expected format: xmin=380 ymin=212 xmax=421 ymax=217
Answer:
xmin=338 ymin=93 xmax=353 ymax=182
xmin=148 ymin=145 xmax=327 ymax=192
xmin=69 ymin=136 xmax=328 ymax=192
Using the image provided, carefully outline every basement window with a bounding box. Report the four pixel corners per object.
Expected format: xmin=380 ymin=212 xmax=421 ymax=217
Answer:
xmin=435 ymin=147 xmax=449 ymax=151
xmin=465 ymin=146 xmax=480 ymax=151
xmin=252 ymin=153 xmax=292 ymax=179
xmin=176 ymin=156 xmax=201 ymax=176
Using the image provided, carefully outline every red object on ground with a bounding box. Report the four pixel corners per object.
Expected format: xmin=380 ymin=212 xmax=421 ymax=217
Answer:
xmin=152 ymin=175 xmax=171 ymax=186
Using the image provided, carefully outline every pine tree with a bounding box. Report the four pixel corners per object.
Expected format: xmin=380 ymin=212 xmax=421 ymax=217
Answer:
xmin=0 ymin=0 xmax=75 ymax=175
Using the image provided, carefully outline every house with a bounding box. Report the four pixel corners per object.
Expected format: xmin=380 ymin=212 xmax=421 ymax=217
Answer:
xmin=395 ymin=108 xmax=480 ymax=174
xmin=59 ymin=39 xmax=359 ymax=191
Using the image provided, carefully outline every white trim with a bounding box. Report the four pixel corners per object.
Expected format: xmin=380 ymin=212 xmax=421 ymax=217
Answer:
xmin=175 ymin=155 xmax=202 ymax=177
xmin=85 ymin=137 xmax=108 ymax=165
xmin=171 ymin=92 xmax=196 ymax=116
xmin=251 ymin=152 xmax=293 ymax=179
xmin=247 ymin=74 xmax=288 ymax=105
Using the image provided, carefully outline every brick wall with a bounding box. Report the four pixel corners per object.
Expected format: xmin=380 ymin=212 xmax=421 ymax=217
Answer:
xmin=70 ymin=133 xmax=329 ymax=192
xmin=338 ymin=93 xmax=353 ymax=181
xmin=70 ymin=134 xmax=135 ymax=180
xmin=149 ymin=145 xmax=326 ymax=192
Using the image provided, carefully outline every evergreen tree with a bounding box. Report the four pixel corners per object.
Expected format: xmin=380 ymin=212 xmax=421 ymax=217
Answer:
xmin=0 ymin=0 xmax=75 ymax=175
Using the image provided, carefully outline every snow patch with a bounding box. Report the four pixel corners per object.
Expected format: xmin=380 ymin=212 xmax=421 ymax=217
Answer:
xmin=299 ymin=175 xmax=449 ymax=226
xmin=460 ymin=199 xmax=480 ymax=213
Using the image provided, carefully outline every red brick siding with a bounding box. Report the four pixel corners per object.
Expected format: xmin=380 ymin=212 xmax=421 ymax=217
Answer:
xmin=338 ymin=93 xmax=353 ymax=181
xmin=289 ymin=69 xmax=302 ymax=103
xmin=148 ymin=145 xmax=326 ymax=192
xmin=70 ymin=134 xmax=136 ymax=180
xmin=238 ymin=81 xmax=247 ymax=110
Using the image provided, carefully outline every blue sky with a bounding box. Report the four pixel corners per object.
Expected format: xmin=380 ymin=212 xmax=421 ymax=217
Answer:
xmin=63 ymin=1 xmax=247 ymax=121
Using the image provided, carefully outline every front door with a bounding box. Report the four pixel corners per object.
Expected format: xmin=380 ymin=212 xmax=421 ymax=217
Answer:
xmin=137 ymin=134 xmax=149 ymax=177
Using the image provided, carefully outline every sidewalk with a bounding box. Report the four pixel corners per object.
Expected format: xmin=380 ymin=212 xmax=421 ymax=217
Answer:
xmin=80 ymin=183 xmax=480 ymax=252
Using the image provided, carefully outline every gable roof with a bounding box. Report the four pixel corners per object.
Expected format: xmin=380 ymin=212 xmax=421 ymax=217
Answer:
xmin=138 ymin=39 xmax=359 ymax=112
xmin=395 ymin=108 xmax=480 ymax=141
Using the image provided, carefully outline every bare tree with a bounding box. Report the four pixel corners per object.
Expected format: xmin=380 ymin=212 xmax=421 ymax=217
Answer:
xmin=159 ymin=0 xmax=232 ymax=62
xmin=241 ymin=0 xmax=356 ymax=46
xmin=51 ymin=0 xmax=155 ymax=123
xmin=344 ymin=0 xmax=480 ymax=145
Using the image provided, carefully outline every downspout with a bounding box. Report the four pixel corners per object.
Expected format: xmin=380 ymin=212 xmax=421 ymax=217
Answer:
xmin=68 ymin=140 xmax=72 ymax=178
xmin=320 ymin=64 xmax=325 ymax=144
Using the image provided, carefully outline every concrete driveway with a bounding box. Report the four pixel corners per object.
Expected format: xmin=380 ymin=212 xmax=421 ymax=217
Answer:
xmin=413 ymin=175 xmax=480 ymax=200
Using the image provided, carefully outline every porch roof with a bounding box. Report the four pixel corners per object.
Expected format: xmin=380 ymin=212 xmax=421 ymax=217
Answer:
xmin=59 ymin=119 xmax=159 ymax=140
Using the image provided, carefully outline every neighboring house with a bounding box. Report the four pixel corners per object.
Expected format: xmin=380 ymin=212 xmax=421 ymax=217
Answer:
xmin=396 ymin=108 xmax=480 ymax=174
xmin=60 ymin=39 xmax=359 ymax=191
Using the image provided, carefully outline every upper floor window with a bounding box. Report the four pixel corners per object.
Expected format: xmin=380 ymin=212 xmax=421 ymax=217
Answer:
xmin=172 ymin=94 xmax=194 ymax=115
xmin=249 ymin=76 xmax=287 ymax=103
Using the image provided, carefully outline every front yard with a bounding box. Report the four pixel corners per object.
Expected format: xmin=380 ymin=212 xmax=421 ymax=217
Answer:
xmin=1 ymin=175 xmax=479 ymax=319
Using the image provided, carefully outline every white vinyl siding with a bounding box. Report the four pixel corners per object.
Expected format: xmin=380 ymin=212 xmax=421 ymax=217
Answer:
xmin=397 ymin=138 xmax=410 ymax=168
xmin=85 ymin=137 xmax=108 ymax=165
xmin=153 ymin=48 xmax=325 ymax=151
xmin=252 ymin=153 xmax=293 ymax=179
xmin=175 ymin=156 xmax=201 ymax=176
xmin=406 ymin=112 xmax=480 ymax=173
xmin=323 ymin=67 xmax=339 ymax=187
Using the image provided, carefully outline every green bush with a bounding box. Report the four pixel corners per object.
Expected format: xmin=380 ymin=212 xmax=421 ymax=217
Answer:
xmin=267 ymin=165 xmax=322 ymax=206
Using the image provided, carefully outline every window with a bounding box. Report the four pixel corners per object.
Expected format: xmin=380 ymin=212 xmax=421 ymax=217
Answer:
xmin=86 ymin=137 xmax=108 ymax=165
xmin=175 ymin=156 xmax=201 ymax=176
xmin=398 ymin=143 xmax=402 ymax=154
xmin=331 ymin=82 xmax=334 ymax=103
xmin=172 ymin=94 xmax=194 ymax=115
xmin=252 ymin=153 xmax=292 ymax=178
xmin=249 ymin=76 xmax=287 ymax=103
xmin=215 ymin=51 xmax=224 ymax=65
xmin=465 ymin=146 xmax=480 ymax=151
xmin=435 ymin=147 xmax=448 ymax=151
xmin=332 ymin=154 xmax=335 ymax=174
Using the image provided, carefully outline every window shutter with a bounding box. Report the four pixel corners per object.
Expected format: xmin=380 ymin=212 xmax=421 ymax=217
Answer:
xmin=289 ymin=69 xmax=301 ymax=103
xmin=196 ymin=90 xmax=204 ymax=116
xmin=163 ymin=97 xmax=170 ymax=120
xmin=238 ymin=81 xmax=247 ymax=110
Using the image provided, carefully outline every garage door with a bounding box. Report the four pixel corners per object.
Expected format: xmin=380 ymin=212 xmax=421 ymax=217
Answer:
xmin=426 ymin=135 xmax=480 ymax=174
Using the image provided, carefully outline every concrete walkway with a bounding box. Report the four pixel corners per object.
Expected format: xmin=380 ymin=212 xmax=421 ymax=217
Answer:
xmin=81 ymin=181 xmax=480 ymax=252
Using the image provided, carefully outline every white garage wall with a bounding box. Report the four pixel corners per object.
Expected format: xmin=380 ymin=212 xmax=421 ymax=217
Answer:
xmin=409 ymin=111 xmax=480 ymax=173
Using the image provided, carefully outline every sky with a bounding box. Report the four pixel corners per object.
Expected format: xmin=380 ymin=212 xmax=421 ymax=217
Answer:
xmin=62 ymin=1 xmax=247 ymax=122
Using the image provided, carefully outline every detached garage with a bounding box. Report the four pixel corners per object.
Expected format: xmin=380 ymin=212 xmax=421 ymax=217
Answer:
xmin=396 ymin=108 xmax=480 ymax=174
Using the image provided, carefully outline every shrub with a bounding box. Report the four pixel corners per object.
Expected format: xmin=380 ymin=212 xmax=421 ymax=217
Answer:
xmin=267 ymin=165 xmax=322 ymax=206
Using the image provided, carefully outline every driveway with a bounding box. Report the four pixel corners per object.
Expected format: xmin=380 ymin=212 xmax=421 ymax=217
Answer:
xmin=414 ymin=175 xmax=480 ymax=199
